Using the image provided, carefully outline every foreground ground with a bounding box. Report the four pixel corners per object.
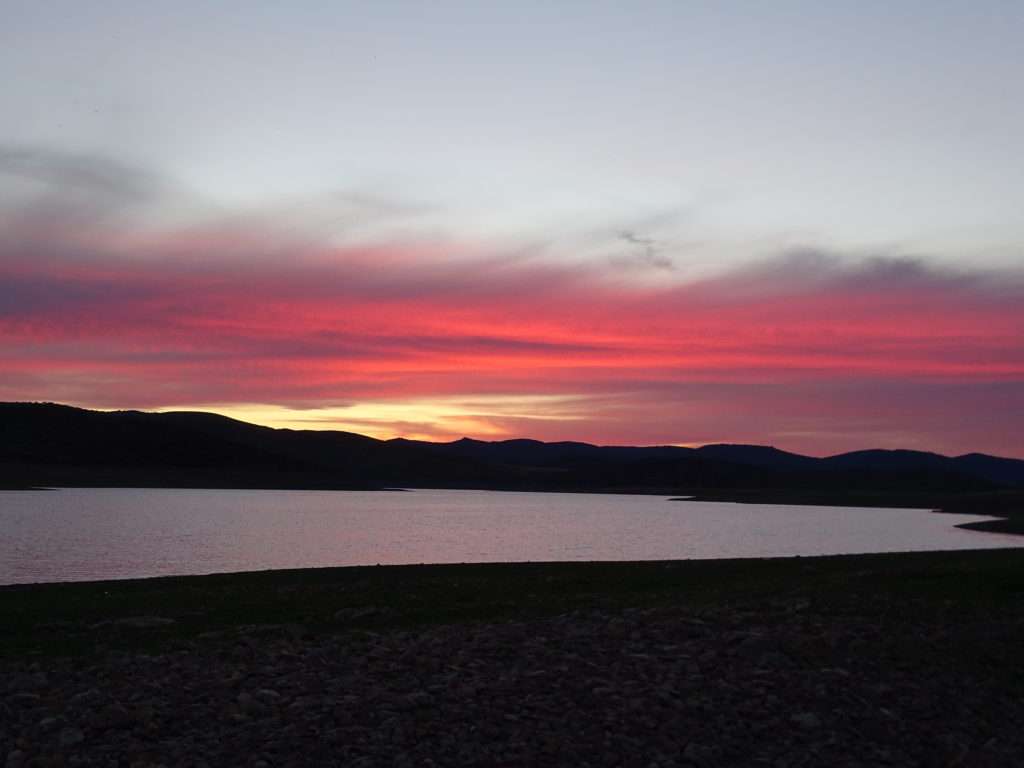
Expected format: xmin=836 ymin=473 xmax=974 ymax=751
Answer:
xmin=2 ymin=549 xmax=1024 ymax=767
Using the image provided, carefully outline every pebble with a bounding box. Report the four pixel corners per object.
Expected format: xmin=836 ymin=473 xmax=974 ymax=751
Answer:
xmin=58 ymin=726 xmax=85 ymax=747
xmin=790 ymin=712 xmax=821 ymax=729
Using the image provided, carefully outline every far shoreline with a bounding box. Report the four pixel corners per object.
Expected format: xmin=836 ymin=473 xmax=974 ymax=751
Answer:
xmin=672 ymin=488 xmax=1024 ymax=535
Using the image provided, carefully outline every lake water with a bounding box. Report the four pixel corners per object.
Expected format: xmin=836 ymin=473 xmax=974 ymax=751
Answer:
xmin=0 ymin=487 xmax=1019 ymax=585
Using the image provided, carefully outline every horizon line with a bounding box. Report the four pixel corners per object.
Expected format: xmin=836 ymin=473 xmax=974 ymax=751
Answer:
xmin=6 ymin=400 xmax=1021 ymax=462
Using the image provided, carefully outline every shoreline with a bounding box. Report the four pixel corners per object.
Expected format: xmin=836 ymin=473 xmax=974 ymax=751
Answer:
xmin=3 ymin=547 xmax=1022 ymax=657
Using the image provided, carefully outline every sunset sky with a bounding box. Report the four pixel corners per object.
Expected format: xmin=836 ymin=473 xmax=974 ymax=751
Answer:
xmin=2 ymin=2 xmax=1022 ymax=457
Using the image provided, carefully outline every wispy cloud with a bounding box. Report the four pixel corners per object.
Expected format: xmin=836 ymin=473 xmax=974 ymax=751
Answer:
xmin=0 ymin=146 xmax=165 ymax=205
xmin=611 ymin=229 xmax=674 ymax=271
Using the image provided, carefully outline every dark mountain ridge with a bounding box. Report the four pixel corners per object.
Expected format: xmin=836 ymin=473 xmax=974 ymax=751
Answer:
xmin=1 ymin=402 xmax=1021 ymax=496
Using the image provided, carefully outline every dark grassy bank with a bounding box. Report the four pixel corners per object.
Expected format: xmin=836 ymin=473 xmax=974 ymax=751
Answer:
xmin=3 ymin=548 xmax=1022 ymax=659
xmin=935 ymin=491 xmax=1024 ymax=533
xmin=679 ymin=488 xmax=1024 ymax=533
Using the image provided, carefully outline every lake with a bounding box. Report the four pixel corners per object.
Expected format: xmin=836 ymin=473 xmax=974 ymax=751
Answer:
xmin=0 ymin=487 xmax=1019 ymax=585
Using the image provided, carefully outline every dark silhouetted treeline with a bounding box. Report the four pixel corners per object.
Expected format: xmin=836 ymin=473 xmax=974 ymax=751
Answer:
xmin=3 ymin=403 xmax=1022 ymax=504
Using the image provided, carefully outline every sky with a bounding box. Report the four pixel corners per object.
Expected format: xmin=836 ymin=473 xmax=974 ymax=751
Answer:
xmin=1 ymin=1 xmax=1022 ymax=457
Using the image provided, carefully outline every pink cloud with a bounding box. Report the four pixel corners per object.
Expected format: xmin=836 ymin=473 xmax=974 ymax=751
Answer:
xmin=1 ymin=157 xmax=1022 ymax=456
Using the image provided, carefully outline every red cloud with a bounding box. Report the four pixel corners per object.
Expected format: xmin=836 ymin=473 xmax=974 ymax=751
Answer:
xmin=2 ymin=197 xmax=1022 ymax=456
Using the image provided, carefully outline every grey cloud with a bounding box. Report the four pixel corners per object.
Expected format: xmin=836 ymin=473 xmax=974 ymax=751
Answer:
xmin=610 ymin=229 xmax=674 ymax=271
xmin=0 ymin=145 xmax=167 ymax=206
xmin=275 ymin=401 xmax=356 ymax=412
xmin=330 ymin=190 xmax=438 ymax=219
xmin=709 ymin=246 xmax=1023 ymax=297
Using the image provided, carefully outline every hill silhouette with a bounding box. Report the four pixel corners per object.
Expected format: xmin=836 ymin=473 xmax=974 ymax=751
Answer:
xmin=2 ymin=403 xmax=1021 ymax=501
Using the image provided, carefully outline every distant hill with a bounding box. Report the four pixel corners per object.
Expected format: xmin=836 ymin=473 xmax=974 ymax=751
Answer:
xmin=0 ymin=403 xmax=500 ymax=490
xmin=694 ymin=444 xmax=819 ymax=471
xmin=821 ymin=449 xmax=1024 ymax=490
xmin=1 ymin=402 xmax=1021 ymax=498
xmin=952 ymin=453 xmax=1024 ymax=488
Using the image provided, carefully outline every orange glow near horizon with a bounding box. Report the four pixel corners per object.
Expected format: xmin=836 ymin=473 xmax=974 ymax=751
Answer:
xmin=184 ymin=396 xmax=591 ymax=443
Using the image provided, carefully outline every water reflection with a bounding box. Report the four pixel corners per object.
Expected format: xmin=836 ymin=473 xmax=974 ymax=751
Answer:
xmin=0 ymin=488 xmax=1018 ymax=584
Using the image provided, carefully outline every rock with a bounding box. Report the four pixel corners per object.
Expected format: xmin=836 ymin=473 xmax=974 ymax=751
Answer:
xmin=757 ymin=651 xmax=791 ymax=669
xmin=404 ymin=692 xmax=432 ymax=709
xmin=237 ymin=692 xmax=266 ymax=716
xmin=69 ymin=688 xmax=101 ymax=707
xmin=58 ymin=726 xmax=85 ymax=747
xmin=112 ymin=617 xmax=176 ymax=629
xmin=683 ymin=742 xmax=712 ymax=763
xmin=90 ymin=702 xmax=134 ymax=730
xmin=335 ymin=606 xmax=394 ymax=622
xmin=9 ymin=672 xmax=47 ymax=692
xmin=35 ymin=620 xmax=76 ymax=631
xmin=9 ymin=693 xmax=41 ymax=706
xmin=790 ymin=712 xmax=822 ymax=729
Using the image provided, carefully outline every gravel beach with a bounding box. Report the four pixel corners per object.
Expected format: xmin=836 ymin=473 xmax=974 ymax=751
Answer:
xmin=3 ymin=592 xmax=1022 ymax=767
